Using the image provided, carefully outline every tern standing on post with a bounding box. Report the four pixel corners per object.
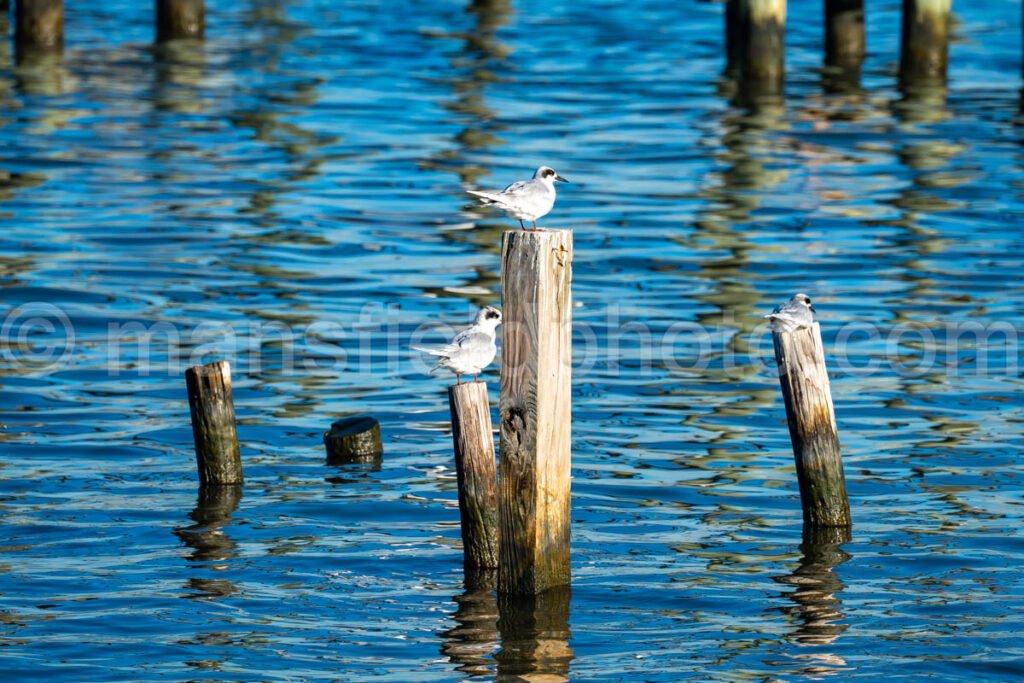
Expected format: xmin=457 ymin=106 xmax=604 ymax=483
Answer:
xmin=467 ymin=166 xmax=568 ymax=231
xmin=413 ymin=306 xmax=502 ymax=385
xmin=766 ymin=293 xmax=816 ymax=332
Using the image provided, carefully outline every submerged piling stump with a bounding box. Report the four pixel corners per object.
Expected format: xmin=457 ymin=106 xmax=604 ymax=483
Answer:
xmin=156 ymin=0 xmax=205 ymax=42
xmin=449 ymin=382 xmax=499 ymax=570
xmin=185 ymin=360 xmax=243 ymax=486
xmin=824 ymin=0 xmax=865 ymax=73
xmin=900 ymin=0 xmax=951 ymax=86
xmin=14 ymin=0 xmax=63 ymax=58
xmin=726 ymin=0 xmax=787 ymax=97
xmin=324 ymin=416 xmax=383 ymax=466
xmin=771 ymin=323 xmax=850 ymax=527
xmin=499 ymin=229 xmax=573 ymax=595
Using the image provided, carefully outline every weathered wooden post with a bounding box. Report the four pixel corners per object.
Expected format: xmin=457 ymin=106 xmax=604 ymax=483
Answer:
xmin=449 ymin=382 xmax=499 ymax=569
xmin=824 ymin=0 xmax=865 ymax=73
xmin=900 ymin=0 xmax=951 ymax=86
xmin=771 ymin=323 xmax=851 ymax=527
xmin=185 ymin=360 xmax=243 ymax=486
xmin=324 ymin=415 xmax=383 ymax=466
xmin=725 ymin=0 xmax=787 ymax=97
xmin=14 ymin=0 xmax=63 ymax=58
xmin=156 ymin=0 xmax=205 ymax=42
xmin=499 ymin=229 xmax=572 ymax=595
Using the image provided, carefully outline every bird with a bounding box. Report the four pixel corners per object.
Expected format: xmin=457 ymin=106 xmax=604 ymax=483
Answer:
xmin=765 ymin=293 xmax=816 ymax=332
xmin=412 ymin=306 xmax=502 ymax=384
xmin=467 ymin=166 xmax=568 ymax=231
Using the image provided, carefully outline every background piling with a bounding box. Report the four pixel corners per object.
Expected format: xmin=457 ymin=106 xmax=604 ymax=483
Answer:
xmin=185 ymin=360 xmax=243 ymax=486
xmin=324 ymin=415 xmax=383 ymax=466
xmin=156 ymin=0 xmax=205 ymax=42
xmin=900 ymin=0 xmax=951 ymax=85
xmin=771 ymin=323 xmax=850 ymax=527
xmin=726 ymin=0 xmax=787 ymax=98
xmin=499 ymin=229 xmax=573 ymax=595
xmin=824 ymin=0 xmax=865 ymax=73
xmin=448 ymin=382 xmax=499 ymax=570
xmin=14 ymin=0 xmax=63 ymax=58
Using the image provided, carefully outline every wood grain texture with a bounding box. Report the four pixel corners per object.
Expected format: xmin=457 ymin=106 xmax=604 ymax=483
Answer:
xmin=772 ymin=323 xmax=851 ymax=527
xmin=899 ymin=0 xmax=951 ymax=84
xmin=449 ymin=382 xmax=499 ymax=569
xmin=824 ymin=0 xmax=865 ymax=70
xmin=185 ymin=360 xmax=243 ymax=486
xmin=156 ymin=0 xmax=205 ymax=41
xmin=499 ymin=229 xmax=572 ymax=595
xmin=15 ymin=0 xmax=63 ymax=52
xmin=727 ymin=0 xmax=786 ymax=92
xmin=324 ymin=415 xmax=383 ymax=466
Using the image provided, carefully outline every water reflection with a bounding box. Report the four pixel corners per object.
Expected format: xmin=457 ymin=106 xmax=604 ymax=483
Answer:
xmin=174 ymin=485 xmax=242 ymax=599
xmin=495 ymin=587 xmax=573 ymax=682
xmin=772 ymin=526 xmax=852 ymax=676
xmin=440 ymin=568 xmax=499 ymax=677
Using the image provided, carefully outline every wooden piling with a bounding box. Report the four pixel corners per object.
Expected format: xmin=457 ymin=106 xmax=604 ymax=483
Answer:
xmin=324 ymin=415 xmax=383 ymax=466
xmin=726 ymin=0 xmax=786 ymax=96
xmin=900 ymin=0 xmax=951 ymax=85
xmin=771 ymin=323 xmax=850 ymax=527
xmin=14 ymin=0 xmax=63 ymax=57
xmin=824 ymin=0 xmax=865 ymax=72
xmin=185 ymin=360 xmax=243 ymax=486
xmin=156 ymin=0 xmax=205 ymax=42
xmin=449 ymin=382 xmax=499 ymax=570
xmin=499 ymin=229 xmax=572 ymax=595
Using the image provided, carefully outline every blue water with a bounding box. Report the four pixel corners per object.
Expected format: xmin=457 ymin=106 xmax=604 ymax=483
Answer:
xmin=1 ymin=1 xmax=1023 ymax=680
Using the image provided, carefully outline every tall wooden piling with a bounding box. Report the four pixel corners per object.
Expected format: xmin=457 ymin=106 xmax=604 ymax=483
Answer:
xmin=156 ymin=0 xmax=205 ymax=42
xmin=14 ymin=0 xmax=63 ymax=58
xmin=771 ymin=323 xmax=850 ymax=527
xmin=824 ymin=0 xmax=865 ymax=73
xmin=726 ymin=0 xmax=787 ymax=96
xmin=900 ymin=0 xmax=951 ymax=85
xmin=185 ymin=360 xmax=243 ymax=486
xmin=499 ymin=229 xmax=573 ymax=595
xmin=448 ymin=382 xmax=499 ymax=569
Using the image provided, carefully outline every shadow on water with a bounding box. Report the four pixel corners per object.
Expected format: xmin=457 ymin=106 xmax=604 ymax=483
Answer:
xmin=173 ymin=485 xmax=243 ymax=599
xmin=441 ymin=570 xmax=573 ymax=680
xmin=771 ymin=525 xmax=852 ymax=676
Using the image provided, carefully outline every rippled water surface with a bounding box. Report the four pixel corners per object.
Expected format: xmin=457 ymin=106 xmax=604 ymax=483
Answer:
xmin=1 ymin=1 xmax=1023 ymax=680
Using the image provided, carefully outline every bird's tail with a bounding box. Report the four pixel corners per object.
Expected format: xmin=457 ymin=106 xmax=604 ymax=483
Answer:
xmin=466 ymin=189 xmax=506 ymax=206
xmin=411 ymin=345 xmax=446 ymax=357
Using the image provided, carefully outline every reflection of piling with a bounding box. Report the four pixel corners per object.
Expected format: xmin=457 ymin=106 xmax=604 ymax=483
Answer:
xmin=14 ymin=0 xmax=63 ymax=59
xmin=185 ymin=361 xmax=243 ymax=486
xmin=775 ymin=525 xmax=852 ymax=646
xmin=900 ymin=0 xmax=951 ymax=86
xmin=499 ymin=229 xmax=572 ymax=595
xmin=824 ymin=0 xmax=864 ymax=73
xmin=324 ymin=416 xmax=383 ymax=466
xmin=440 ymin=568 xmax=499 ymax=677
xmin=725 ymin=0 xmax=786 ymax=97
xmin=496 ymin=586 xmax=574 ymax=679
xmin=156 ymin=0 xmax=205 ymax=42
xmin=771 ymin=323 xmax=850 ymax=527
xmin=448 ymin=382 xmax=499 ymax=569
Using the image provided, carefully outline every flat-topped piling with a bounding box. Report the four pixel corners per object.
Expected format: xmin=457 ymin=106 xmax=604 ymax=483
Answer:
xmin=499 ymin=228 xmax=573 ymax=595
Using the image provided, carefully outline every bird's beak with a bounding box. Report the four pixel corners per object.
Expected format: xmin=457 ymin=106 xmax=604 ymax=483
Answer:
xmin=555 ymin=175 xmax=569 ymax=183
xmin=809 ymin=305 xmax=816 ymax=313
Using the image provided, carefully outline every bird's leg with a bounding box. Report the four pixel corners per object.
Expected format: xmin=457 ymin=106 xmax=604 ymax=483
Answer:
xmin=457 ymin=374 xmax=462 ymax=385
xmin=519 ymin=219 xmax=526 ymax=230
xmin=531 ymin=221 xmax=538 ymax=232
xmin=473 ymin=373 xmax=478 ymax=383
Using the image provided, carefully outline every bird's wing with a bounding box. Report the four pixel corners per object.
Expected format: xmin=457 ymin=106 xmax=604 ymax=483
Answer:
xmin=412 ymin=330 xmax=489 ymax=358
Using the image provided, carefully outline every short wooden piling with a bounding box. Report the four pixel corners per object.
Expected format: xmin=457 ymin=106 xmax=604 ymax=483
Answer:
xmin=499 ymin=229 xmax=573 ymax=595
xmin=771 ymin=323 xmax=850 ymax=527
xmin=900 ymin=0 xmax=951 ymax=85
xmin=14 ymin=0 xmax=63 ymax=57
xmin=324 ymin=416 xmax=383 ymax=466
xmin=449 ymin=382 xmax=499 ymax=569
xmin=156 ymin=0 xmax=205 ymax=42
xmin=726 ymin=0 xmax=787 ymax=96
xmin=824 ymin=0 xmax=865 ymax=72
xmin=185 ymin=360 xmax=243 ymax=486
